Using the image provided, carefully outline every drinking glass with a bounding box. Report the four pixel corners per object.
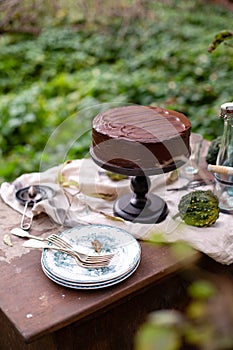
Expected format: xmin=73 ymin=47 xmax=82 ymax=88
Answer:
xmin=181 ymin=133 xmax=203 ymax=176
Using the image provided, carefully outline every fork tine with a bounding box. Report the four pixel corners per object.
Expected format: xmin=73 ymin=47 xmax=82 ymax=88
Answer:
xmin=63 ymin=253 xmax=109 ymax=268
xmin=73 ymin=258 xmax=110 ymax=268
xmin=47 ymin=238 xmax=113 ymax=266
xmin=84 ymin=254 xmax=114 ymax=262
xmin=48 ymin=234 xmax=114 ymax=263
xmin=48 ymin=246 xmax=111 ymax=268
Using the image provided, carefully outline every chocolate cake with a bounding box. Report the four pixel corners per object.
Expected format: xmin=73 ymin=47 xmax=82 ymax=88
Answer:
xmin=91 ymin=105 xmax=191 ymax=171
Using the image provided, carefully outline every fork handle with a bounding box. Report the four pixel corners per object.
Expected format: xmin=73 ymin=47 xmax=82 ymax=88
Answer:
xmin=22 ymin=241 xmax=108 ymax=268
xmin=23 ymin=240 xmax=86 ymax=258
xmin=11 ymin=228 xmax=46 ymax=241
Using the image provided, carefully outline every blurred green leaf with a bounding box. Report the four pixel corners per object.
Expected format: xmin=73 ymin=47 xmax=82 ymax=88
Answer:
xmin=135 ymin=325 xmax=181 ymax=350
xmin=188 ymin=279 xmax=216 ymax=299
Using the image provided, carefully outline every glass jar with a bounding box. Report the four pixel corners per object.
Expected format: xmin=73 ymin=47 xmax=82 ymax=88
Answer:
xmin=214 ymin=102 xmax=233 ymax=213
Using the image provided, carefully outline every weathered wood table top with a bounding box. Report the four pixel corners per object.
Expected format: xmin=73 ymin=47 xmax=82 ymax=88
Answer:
xmin=0 ymin=197 xmax=200 ymax=348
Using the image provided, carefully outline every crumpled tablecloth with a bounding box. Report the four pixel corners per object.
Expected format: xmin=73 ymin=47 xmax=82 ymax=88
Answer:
xmin=1 ymin=158 xmax=233 ymax=265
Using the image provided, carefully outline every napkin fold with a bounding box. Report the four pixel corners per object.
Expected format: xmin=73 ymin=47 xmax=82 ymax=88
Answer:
xmin=1 ymin=158 xmax=233 ymax=265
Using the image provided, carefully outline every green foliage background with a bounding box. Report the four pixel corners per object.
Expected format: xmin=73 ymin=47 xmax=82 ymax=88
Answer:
xmin=0 ymin=0 xmax=233 ymax=182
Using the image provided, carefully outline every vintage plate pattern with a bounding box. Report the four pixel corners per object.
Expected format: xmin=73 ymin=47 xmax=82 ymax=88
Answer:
xmin=41 ymin=258 xmax=140 ymax=289
xmin=41 ymin=224 xmax=141 ymax=287
xmin=41 ymin=255 xmax=140 ymax=286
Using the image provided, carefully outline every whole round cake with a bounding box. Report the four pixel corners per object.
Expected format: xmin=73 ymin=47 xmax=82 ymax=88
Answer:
xmin=91 ymin=105 xmax=191 ymax=171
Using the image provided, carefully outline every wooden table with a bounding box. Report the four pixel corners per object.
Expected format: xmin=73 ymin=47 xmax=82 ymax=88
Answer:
xmin=0 ymin=196 xmax=202 ymax=350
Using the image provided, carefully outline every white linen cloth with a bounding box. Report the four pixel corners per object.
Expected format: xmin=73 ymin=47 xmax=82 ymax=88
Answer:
xmin=1 ymin=158 xmax=233 ymax=265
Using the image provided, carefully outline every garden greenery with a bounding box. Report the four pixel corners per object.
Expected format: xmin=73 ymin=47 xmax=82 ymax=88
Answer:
xmin=0 ymin=0 xmax=232 ymax=182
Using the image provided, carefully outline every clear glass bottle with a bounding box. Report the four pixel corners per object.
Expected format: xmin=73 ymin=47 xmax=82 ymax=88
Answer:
xmin=214 ymin=102 xmax=233 ymax=213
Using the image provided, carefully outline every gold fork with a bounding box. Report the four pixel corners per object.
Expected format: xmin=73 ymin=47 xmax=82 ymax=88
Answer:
xmin=11 ymin=228 xmax=114 ymax=266
xmin=47 ymin=234 xmax=114 ymax=264
xmin=22 ymin=240 xmax=111 ymax=268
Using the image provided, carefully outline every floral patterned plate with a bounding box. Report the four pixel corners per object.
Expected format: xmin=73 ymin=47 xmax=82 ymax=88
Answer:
xmin=41 ymin=224 xmax=141 ymax=287
xmin=41 ymin=257 xmax=140 ymax=289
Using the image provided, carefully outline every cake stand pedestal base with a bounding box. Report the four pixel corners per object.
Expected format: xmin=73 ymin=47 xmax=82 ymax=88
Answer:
xmin=114 ymin=193 xmax=168 ymax=224
xmin=114 ymin=175 xmax=168 ymax=224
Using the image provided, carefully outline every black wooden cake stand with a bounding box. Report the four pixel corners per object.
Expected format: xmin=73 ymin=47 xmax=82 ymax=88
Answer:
xmin=90 ymin=147 xmax=186 ymax=224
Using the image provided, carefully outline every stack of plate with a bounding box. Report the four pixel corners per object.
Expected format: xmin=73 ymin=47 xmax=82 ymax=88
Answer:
xmin=41 ymin=224 xmax=141 ymax=289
